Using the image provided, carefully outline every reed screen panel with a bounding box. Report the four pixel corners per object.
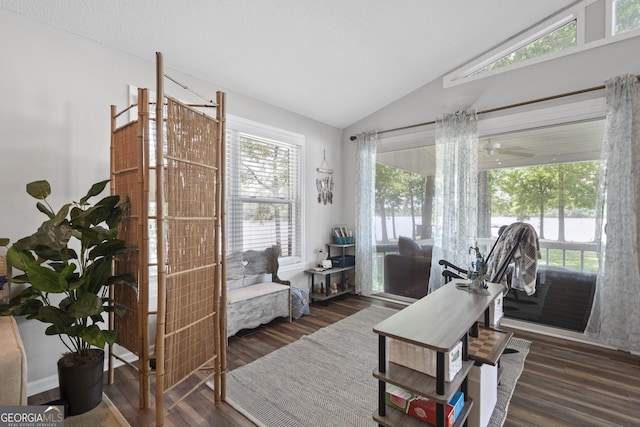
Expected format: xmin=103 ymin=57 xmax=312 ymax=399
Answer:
xmin=162 ymin=98 xmax=220 ymax=390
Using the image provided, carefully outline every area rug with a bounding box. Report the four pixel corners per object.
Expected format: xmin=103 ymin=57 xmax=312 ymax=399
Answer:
xmin=490 ymin=338 xmax=531 ymax=427
xmin=65 ymin=393 xmax=130 ymax=427
xmin=227 ymin=305 xmax=530 ymax=427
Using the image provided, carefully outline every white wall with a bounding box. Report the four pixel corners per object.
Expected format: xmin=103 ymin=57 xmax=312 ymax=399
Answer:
xmin=341 ymin=35 xmax=640 ymax=226
xmin=0 ymin=9 xmax=343 ymax=394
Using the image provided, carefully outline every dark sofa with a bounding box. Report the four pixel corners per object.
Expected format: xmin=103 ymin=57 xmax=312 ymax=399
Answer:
xmin=383 ymin=236 xmax=432 ymax=300
xmin=382 ymin=236 xmax=596 ymax=331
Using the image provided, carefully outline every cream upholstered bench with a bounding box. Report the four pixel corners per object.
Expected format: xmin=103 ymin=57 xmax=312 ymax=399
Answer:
xmin=226 ymin=245 xmax=291 ymax=338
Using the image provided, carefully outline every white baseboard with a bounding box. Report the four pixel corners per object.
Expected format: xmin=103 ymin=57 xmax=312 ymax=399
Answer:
xmin=27 ymin=348 xmax=139 ymax=397
xmin=368 ymin=292 xmax=413 ymax=306
xmin=500 ymin=318 xmax=612 ymax=348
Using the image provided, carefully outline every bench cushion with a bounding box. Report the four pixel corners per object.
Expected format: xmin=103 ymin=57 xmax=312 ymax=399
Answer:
xmin=227 ymin=282 xmax=289 ymax=304
xmin=227 ymin=282 xmax=291 ymax=337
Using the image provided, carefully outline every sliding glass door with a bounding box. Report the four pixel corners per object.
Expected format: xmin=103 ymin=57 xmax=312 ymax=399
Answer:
xmin=374 ymin=119 xmax=604 ymax=332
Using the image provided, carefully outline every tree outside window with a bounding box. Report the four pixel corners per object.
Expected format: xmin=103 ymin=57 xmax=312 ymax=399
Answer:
xmin=226 ymin=126 xmax=301 ymax=263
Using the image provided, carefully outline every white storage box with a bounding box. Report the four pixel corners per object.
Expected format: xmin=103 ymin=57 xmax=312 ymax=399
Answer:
xmin=468 ymin=363 xmax=498 ymax=427
xmin=388 ymin=338 xmax=463 ymax=382
xmin=478 ymin=291 xmax=503 ymax=328
xmin=490 ymin=292 xmax=503 ymax=327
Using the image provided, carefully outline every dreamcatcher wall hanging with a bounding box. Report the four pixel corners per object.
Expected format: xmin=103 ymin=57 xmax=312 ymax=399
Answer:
xmin=316 ymin=150 xmax=333 ymax=204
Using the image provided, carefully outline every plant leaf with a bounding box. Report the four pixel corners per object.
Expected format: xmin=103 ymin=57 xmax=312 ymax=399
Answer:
xmin=85 ymin=257 xmax=113 ymax=294
xmin=78 ymin=324 xmax=112 ymax=349
xmin=26 ymin=180 xmax=51 ymax=200
xmin=66 ymin=293 xmax=103 ymax=318
xmin=26 ymin=263 xmax=67 ymax=293
xmin=52 ymin=204 xmax=71 ymax=226
xmin=2 ymin=295 xmax=43 ymax=317
xmin=36 ymin=306 xmax=74 ymax=330
xmin=79 ymin=180 xmax=109 ymax=205
xmin=102 ymin=329 xmax=117 ymax=346
xmin=89 ymin=195 xmax=120 ymax=225
xmin=89 ymin=239 xmax=129 ymax=260
xmin=106 ymin=273 xmax=138 ymax=292
xmin=107 ymin=197 xmax=128 ymax=229
xmin=9 ymin=273 xmax=28 ymax=284
xmin=36 ymin=202 xmax=55 ymax=219
xmin=6 ymin=247 xmax=34 ymax=272
xmin=104 ymin=305 xmax=127 ymax=317
xmin=31 ymin=220 xmax=72 ymax=252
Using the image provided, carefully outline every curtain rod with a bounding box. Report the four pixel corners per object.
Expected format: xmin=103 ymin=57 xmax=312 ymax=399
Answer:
xmin=347 ymin=83 xmax=608 ymax=141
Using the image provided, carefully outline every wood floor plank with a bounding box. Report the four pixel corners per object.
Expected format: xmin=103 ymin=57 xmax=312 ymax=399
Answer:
xmin=28 ymin=295 xmax=640 ymax=426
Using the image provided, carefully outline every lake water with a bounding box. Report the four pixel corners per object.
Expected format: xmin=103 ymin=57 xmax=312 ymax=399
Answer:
xmin=376 ymin=216 xmax=597 ymax=242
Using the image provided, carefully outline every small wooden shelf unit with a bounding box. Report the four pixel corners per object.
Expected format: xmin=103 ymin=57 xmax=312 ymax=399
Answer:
xmin=305 ymin=243 xmax=355 ymax=302
xmin=372 ymin=281 xmax=506 ymax=427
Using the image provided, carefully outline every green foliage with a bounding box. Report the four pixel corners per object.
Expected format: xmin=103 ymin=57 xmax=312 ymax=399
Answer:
xmin=375 ymin=165 xmax=428 ymax=215
xmin=484 ymin=20 xmax=577 ymax=73
xmin=545 ymin=249 xmax=599 ymax=273
xmin=489 ymin=162 xmax=599 ymax=231
xmin=0 ymin=180 xmax=137 ymax=359
xmin=375 ymin=164 xmax=429 ymax=241
xmin=614 ymin=0 xmax=640 ymax=34
xmin=239 ymin=136 xmax=290 ymax=224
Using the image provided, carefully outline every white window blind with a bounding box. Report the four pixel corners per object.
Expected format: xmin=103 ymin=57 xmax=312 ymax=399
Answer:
xmin=226 ymin=118 xmax=302 ymax=264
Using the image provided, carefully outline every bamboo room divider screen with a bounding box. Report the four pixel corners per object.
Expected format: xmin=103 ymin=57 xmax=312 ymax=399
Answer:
xmin=109 ymin=52 xmax=226 ymax=426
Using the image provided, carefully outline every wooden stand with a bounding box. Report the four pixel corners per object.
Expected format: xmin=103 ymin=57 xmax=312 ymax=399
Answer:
xmin=372 ymin=281 xmax=505 ymax=427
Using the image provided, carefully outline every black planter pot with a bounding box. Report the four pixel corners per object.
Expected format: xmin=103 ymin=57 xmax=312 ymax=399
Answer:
xmin=57 ymin=349 xmax=104 ymax=416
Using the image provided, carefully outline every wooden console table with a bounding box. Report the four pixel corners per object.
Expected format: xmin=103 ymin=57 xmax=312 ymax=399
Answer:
xmin=372 ymin=281 xmax=505 ymax=427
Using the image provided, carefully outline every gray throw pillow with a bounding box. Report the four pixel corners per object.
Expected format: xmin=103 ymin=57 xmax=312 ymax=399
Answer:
xmin=290 ymin=285 xmax=310 ymax=320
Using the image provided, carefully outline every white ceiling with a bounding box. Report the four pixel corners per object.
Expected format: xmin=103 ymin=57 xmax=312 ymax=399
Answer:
xmin=1 ymin=0 xmax=578 ymax=129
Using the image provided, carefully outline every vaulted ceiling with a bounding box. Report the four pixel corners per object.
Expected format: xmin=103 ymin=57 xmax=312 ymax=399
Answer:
xmin=0 ymin=0 xmax=578 ymax=128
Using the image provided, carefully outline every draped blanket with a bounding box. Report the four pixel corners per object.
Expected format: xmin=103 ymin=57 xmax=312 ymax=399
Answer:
xmin=487 ymin=222 xmax=540 ymax=296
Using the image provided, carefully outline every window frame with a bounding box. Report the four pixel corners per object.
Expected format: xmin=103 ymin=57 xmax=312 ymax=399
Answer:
xmin=611 ymin=0 xmax=640 ymax=35
xmin=373 ymin=98 xmax=607 ymax=313
xmin=225 ymin=115 xmax=305 ymax=267
xmin=443 ymin=0 xmax=640 ymax=88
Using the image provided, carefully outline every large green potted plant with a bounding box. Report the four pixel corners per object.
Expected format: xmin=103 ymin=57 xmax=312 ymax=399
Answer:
xmin=0 ymin=179 xmax=136 ymax=415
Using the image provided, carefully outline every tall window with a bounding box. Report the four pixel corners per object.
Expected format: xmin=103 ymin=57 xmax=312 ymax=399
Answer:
xmin=374 ymin=118 xmax=605 ymax=332
xmin=226 ymin=117 xmax=303 ymax=265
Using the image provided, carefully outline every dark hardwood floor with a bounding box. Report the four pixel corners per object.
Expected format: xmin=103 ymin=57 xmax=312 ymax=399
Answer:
xmin=29 ymin=295 xmax=640 ymax=426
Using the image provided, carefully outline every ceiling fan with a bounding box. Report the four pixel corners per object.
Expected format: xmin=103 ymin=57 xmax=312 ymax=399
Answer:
xmin=483 ymin=139 xmax=534 ymax=158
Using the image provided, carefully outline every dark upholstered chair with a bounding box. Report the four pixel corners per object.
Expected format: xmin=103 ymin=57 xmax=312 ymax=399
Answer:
xmin=503 ymin=265 xmax=597 ymax=332
xmin=383 ymin=236 xmax=432 ymax=299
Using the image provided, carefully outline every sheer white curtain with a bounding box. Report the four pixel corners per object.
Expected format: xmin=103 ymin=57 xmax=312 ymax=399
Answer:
xmin=355 ymin=131 xmax=377 ymax=296
xmin=428 ymin=111 xmax=479 ymax=292
xmin=586 ymin=74 xmax=640 ymax=352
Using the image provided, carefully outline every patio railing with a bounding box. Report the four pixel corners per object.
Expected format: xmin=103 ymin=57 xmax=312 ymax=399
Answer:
xmin=373 ymin=238 xmax=599 ymax=292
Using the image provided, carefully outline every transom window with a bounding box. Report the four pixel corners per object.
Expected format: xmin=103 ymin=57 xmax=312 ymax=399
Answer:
xmin=444 ymin=0 xmax=640 ymax=87
xmin=471 ymin=20 xmax=577 ymax=78
xmin=613 ymin=0 xmax=640 ymax=35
